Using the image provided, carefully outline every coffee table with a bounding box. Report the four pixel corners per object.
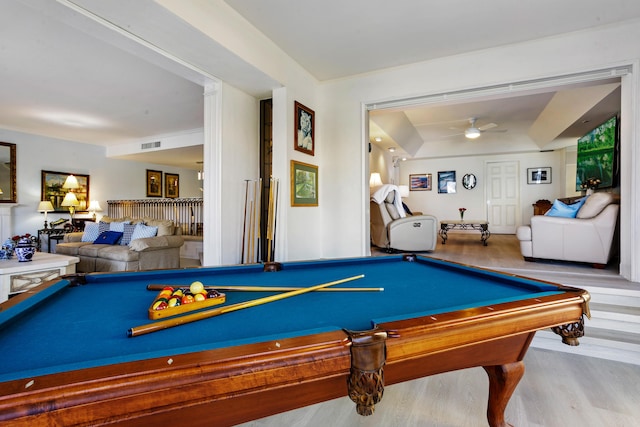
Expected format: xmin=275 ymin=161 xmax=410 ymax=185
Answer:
xmin=0 ymin=252 xmax=79 ymax=303
xmin=439 ymin=220 xmax=490 ymax=246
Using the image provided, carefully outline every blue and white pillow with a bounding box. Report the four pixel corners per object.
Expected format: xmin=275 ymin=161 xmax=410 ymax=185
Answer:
xmin=98 ymin=221 xmax=110 ymax=235
xmin=109 ymin=221 xmax=130 ymax=232
xmin=81 ymin=222 xmax=101 ymax=242
xmin=120 ymin=223 xmax=137 ymax=246
xmin=130 ymin=223 xmax=158 ymax=241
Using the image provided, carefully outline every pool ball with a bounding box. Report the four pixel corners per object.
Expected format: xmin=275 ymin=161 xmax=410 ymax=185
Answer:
xmin=190 ymin=281 xmax=205 ymax=295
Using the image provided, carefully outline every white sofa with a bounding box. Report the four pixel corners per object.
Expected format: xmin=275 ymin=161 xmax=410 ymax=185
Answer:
xmin=370 ymin=184 xmax=438 ymax=252
xmin=516 ymin=192 xmax=619 ymax=267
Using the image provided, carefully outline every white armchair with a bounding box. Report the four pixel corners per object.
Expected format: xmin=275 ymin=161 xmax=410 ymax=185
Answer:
xmin=370 ymin=184 xmax=437 ymax=252
xmin=516 ymin=192 xmax=619 ymax=267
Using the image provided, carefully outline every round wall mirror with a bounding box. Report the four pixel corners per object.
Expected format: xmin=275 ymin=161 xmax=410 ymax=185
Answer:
xmin=462 ymin=173 xmax=477 ymax=190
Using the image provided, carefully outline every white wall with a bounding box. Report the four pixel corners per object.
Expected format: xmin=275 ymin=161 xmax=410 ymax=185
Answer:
xmin=399 ymin=150 xmax=565 ymax=227
xmin=0 ymin=128 xmax=203 ymax=237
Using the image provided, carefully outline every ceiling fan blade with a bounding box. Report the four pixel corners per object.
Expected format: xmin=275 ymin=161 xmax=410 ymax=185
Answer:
xmin=483 ymin=128 xmax=508 ymax=133
xmin=478 ymin=122 xmax=498 ymax=131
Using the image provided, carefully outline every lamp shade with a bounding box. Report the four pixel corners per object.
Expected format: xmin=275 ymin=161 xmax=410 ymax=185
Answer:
xmin=398 ymin=185 xmax=410 ymax=198
xmin=37 ymin=201 xmax=54 ymax=212
xmin=62 ymin=175 xmax=80 ymax=190
xmin=61 ymin=192 xmax=79 ymax=207
xmin=369 ymin=172 xmax=383 ymax=187
xmin=88 ymin=200 xmax=103 ymax=212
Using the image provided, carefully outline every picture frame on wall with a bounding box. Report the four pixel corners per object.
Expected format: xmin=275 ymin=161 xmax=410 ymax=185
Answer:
xmin=409 ymin=173 xmax=432 ymax=191
xmin=146 ymin=169 xmax=162 ymax=197
xmin=291 ymin=160 xmax=318 ymax=206
xmin=527 ymin=167 xmax=552 ymax=184
xmin=41 ymin=170 xmax=89 ymax=212
xmin=294 ymin=101 xmax=315 ymax=156
xmin=438 ymin=171 xmax=457 ymax=194
xmin=165 ymin=173 xmax=179 ymax=198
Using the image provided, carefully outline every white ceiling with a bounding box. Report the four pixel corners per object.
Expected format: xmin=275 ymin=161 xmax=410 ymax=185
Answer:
xmin=1 ymin=0 xmax=639 ymax=167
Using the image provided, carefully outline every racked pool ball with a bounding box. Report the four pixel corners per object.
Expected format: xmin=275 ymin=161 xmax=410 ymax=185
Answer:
xmin=190 ymin=281 xmax=205 ymax=295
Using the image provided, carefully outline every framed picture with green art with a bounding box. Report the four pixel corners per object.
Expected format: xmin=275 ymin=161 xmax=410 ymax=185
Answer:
xmin=291 ymin=160 xmax=318 ymax=207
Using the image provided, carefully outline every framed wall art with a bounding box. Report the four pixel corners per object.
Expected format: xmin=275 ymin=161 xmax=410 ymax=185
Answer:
xmin=438 ymin=171 xmax=457 ymax=194
xmin=291 ymin=160 xmax=318 ymax=206
xmin=41 ymin=170 xmax=89 ymax=212
xmin=527 ymin=167 xmax=552 ymax=184
xmin=165 ymin=173 xmax=179 ymax=198
xmin=146 ymin=169 xmax=162 ymax=197
xmin=409 ymin=173 xmax=432 ymax=191
xmin=294 ymin=101 xmax=315 ymax=156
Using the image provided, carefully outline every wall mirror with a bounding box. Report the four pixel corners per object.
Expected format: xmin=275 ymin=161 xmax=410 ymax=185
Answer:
xmin=0 ymin=142 xmax=16 ymax=203
xmin=462 ymin=173 xmax=477 ymax=190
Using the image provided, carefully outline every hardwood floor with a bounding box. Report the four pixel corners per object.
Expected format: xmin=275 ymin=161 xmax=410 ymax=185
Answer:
xmin=237 ymin=234 xmax=640 ymax=427
xmin=239 ymin=348 xmax=640 ymax=427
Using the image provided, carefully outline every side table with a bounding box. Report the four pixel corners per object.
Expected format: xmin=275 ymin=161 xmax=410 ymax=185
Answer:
xmin=0 ymin=252 xmax=79 ymax=303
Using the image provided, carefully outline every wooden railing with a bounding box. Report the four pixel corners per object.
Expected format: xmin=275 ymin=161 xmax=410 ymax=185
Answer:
xmin=107 ymin=198 xmax=203 ymax=236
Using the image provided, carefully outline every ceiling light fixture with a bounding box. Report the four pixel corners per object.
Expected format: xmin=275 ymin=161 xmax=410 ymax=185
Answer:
xmin=374 ymin=137 xmax=382 ymax=142
xmin=464 ymin=118 xmax=482 ymax=139
xmin=388 ymin=147 xmax=395 ymax=152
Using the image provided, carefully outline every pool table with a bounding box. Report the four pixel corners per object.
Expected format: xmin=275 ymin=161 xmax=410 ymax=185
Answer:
xmin=0 ymin=255 xmax=590 ymax=427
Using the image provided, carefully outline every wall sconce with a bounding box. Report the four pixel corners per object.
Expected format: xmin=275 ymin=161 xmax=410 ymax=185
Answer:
xmin=61 ymin=192 xmax=79 ymax=220
xmin=88 ymin=200 xmax=103 ymax=221
xmin=369 ymin=172 xmax=383 ymax=187
xmin=37 ymin=201 xmax=55 ymax=229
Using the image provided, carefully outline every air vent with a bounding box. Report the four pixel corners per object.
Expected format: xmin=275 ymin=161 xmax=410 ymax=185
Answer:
xmin=141 ymin=141 xmax=161 ymax=150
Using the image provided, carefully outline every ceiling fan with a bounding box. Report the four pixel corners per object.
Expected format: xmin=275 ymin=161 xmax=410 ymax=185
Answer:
xmin=463 ymin=117 xmax=499 ymax=139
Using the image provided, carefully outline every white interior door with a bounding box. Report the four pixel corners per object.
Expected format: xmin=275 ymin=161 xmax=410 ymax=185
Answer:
xmin=485 ymin=161 xmax=519 ymax=234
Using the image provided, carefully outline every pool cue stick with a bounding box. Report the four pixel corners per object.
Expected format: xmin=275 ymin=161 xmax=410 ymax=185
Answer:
xmin=255 ymin=178 xmax=262 ymax=262
xmin=248 ymin=199 xmax=255 ymax=263
xmin=241 ymin=180 xmax=249 ymax=263
xmin=266 ymin=177 xmax=274 ymax=263
xmin=147 ymin=284 xmax=383 ymax=292
xmin=130 ymin=274 xmax=365 ymax=337
xmin=271 ymin=178 xmax=279 ymax=262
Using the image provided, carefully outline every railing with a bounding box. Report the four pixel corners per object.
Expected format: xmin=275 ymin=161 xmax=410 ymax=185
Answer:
xmin=107 ymin=198 xmax=203 ymax=236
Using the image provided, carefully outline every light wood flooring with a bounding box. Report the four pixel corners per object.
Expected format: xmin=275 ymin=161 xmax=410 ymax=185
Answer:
xmin=237 ymin=234 xmax=640 ymax=427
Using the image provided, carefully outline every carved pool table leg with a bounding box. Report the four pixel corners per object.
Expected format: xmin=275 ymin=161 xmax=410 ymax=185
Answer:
xmin=483 ymin=362 xmax=525 ymax=427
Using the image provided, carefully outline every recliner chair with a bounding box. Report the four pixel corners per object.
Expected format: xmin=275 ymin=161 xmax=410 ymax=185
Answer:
xmin=370 ymin=184 xmax=438 ymax=252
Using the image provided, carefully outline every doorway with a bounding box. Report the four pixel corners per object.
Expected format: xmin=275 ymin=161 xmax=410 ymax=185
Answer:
xmin=485 ymin=161 xmax=519 ymax=234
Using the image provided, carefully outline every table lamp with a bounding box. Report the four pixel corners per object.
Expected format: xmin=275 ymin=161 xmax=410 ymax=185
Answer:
xmin=398 ymin=185 xmax=409 ymax=199
xmin=37 ymin=201 xmax=55 ymax=229
xmin=369 ymin=172 xmax=383 ymax=187
xmin=88 ymin=200 xmax=103 ymax=221
xmin=61 ymin=192 xmax=80 ymax=220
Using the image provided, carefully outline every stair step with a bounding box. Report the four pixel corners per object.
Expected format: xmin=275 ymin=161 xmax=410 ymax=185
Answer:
xmin=590 ymin=303 xmax=640 ymax=317
xmin=585 ymin=326 xmax=640 ymax=346
xmin=532 ymin=331 xmax=640 ymax=365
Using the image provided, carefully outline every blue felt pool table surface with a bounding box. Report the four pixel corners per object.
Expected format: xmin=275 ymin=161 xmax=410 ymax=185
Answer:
xmin=0 ymin=255 xmax=562 ymax=382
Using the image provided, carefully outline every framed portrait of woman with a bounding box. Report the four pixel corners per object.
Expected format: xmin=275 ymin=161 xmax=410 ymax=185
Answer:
xmin=294 ymin=101 xmax=315 ymax=156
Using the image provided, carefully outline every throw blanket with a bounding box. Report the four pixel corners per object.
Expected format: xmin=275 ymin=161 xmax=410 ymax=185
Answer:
xmin=371 ymin=184 xmax=406 ymax=218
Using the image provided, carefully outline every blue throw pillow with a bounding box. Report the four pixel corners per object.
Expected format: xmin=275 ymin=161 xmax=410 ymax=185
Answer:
xmin=545 ymin=197 xmax=586 ymax=218
xmin=94 ymin=231 xmax=123 ymax=245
